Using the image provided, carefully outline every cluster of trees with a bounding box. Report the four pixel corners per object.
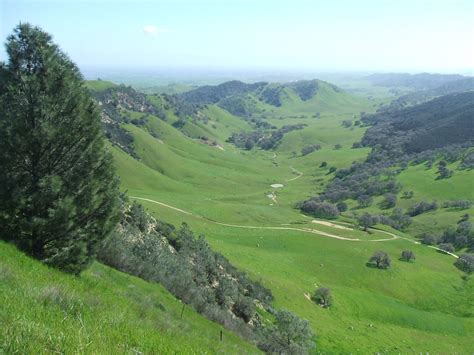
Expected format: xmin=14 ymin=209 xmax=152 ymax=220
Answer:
xmin=298 ymin=198 xmax=340 ymax=219
xmin=461 ymin=151 xmax=474 ymax=169
xmin=357 ymin=195 xmax=373 ymax=208
xmin=103 ymin=121 xmax=138 ymax=159
xmin=93 ymin=84 xmax=165 ymax=119
xmin=318 ymin=162 xmax=401 ymax=204
xmin=381 ymin=208 xmax=413 ymax=231
xmin=436 ymin=161 xmax=453 ymax=179
xmin=228 ymin=124 xmax=306 ymax=151
xmin=89 ymin=82 xmax=169 ymax=159
xmin=259 ymin=124 xmax=307 ymax=150
xmin=301 ymin=144 xmax=321 ymax=156
xmin=358 ymin=213 xmax=380 ymax=231
xmin=443 ymin=200 xmax=473 ymax=209
xmin=227 ymin=131 xmax=265 ymax=150
xmin=420 ymin=214 xmax=473 ymax=251
xmin=361 ymin=92 xmax=474 ymax=159
xmin=368 ymin=250 xmax=416 ymax=269
xmin=379 ymin=193 xmax=397 ymax=209
xmin=159 ymin=93 xmax=202 ymax=121
xmin=357 ymin=208 xmax=413 ymax=232
xmin=101 ymin=201 xmax=265 ymax=332
xmin=407 ymin=200 xmax=438 ymax=216
xmin=346 ymin=199 xmax=463 ymax=233
xmin=218 ymin=94 xmax=260 ymax=118
xmin=100 ymin=199 xmax=314 ymax=353
xmin=290 ymin=80 xmax=319 ymax=101
xmin=368 ymin=250 xmax=415 ymax=269
xmin=258 ymin=85 xmax=284 ymax=106
xmin=180 ymin=80 xmax=266 ymax=105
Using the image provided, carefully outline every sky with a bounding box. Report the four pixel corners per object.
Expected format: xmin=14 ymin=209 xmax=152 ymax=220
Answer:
xmin=1 ymin=0 xmax=473 ymax=75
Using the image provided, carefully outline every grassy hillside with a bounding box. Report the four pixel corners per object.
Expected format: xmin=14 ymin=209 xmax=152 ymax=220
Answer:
xmin=260 ymin=82 xmax=372 ymax=117
xmin=83 ymin=79 xmax=474 ymax=353
xmin=0 ymin=241 xmax=259 ymax=353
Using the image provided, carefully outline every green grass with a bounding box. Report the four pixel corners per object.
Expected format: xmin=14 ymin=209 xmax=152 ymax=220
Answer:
xmin=0 ymin=241 xmax=259 ymax=354
xmin=139 ymin=200 xmax=474 ymax=353
xmin=106 ymin=88 xmax=474 ymax=352
xmin=53 ymin=80 xmax=472 ymax=352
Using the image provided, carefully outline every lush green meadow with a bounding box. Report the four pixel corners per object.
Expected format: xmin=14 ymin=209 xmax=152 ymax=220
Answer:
xmin=107 ymin=84 xmax=474 ymax=353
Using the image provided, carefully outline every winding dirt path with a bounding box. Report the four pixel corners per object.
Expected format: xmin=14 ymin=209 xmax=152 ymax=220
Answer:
xmin=130 ymin=152 xmax=459 ymax=257
xmin=312 ymin=218 xmax=459 ymax=257
xmin=130 ymin=196 xmax=396 ymax=242
xmin=131 ymin=196 xmax=459 ymax=257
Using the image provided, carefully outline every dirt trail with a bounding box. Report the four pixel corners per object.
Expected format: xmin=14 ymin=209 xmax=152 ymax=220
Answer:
xmin=312 ymin=219 xmax=353 ymax=231
xmin=130 ymin=151 xmax=459 ymax=257
xmin=131 ymin=196 xmax=396 ymax=242
xmin=427 ymin=245 xmax=459 ymax=258
xmin=287 ymin=166 xmax=303 ymax=182
xmin=131 ymin=197 xmax=194 ymax=216
xmin=131 ymin=196 xmax=460 ymax=257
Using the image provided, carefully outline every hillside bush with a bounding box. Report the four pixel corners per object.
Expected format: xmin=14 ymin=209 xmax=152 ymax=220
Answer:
xmin=438 ymin=243 xmax=455 ymax=254
xmin=454 ymin=254 xmax=474 ymax=273
xmin=301 ymin=144 xmax=321 ymax=156
xmin=407 ymin=200 xmax=438 ymax=216
xmin=300 ymin=201 xmax=340 ymax=219
xmin=358 ymin=213 xmax=379 ymax=231
xmin=443 ymin=200 xmax=473 ymax=209
xmin=401 ymin=250 xmax=416 ymax=262
xmin=311 ymin=287 xmax=333 ymax=308
xmin=99 ymin=199 xmax=314 ymax=352
xmin=368 ymin=251 xmax=391 ymax=269
xmin=258 ymin=309 xmax=315 ymax=354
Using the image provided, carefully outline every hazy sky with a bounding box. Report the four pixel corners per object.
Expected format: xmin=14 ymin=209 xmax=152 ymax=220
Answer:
xmin=1 ymin=0 xmax=473 ymax=73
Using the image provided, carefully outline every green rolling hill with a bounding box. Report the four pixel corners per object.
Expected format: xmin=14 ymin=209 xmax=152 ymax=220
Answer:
xmin=83 ymin=78 xmax=474 ymax=353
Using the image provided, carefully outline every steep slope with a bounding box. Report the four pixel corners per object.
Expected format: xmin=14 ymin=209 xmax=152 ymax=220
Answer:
xmin=315 ymin=91 xmax=474 ymax=236
xmin=0 ymin=241 xmax=259 ymax=353
xmin=362 ymin=91 xmax=474 ymax=155
xmin=180 ymin=79 xmax=370 ymax=118
xmin=180 ymin=80 xmax=266 ymax=104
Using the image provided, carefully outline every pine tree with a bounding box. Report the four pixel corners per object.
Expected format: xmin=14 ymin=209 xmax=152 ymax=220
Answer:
xmin=0 ymin=24 xmax=120 ymax=274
